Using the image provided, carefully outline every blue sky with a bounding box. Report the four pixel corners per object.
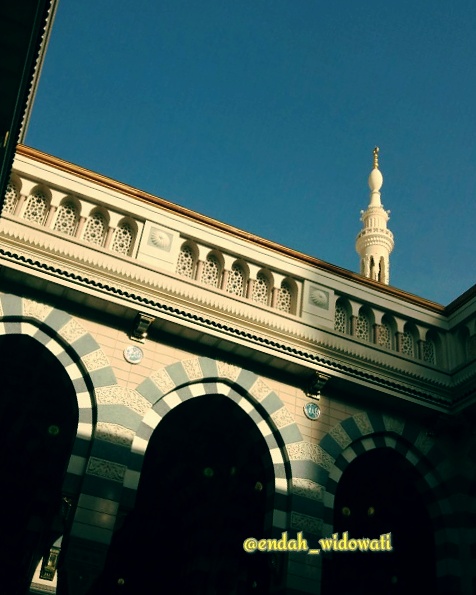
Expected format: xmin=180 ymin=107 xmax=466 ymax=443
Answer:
xmin=26 ymin=0 xmax=476 ymax=305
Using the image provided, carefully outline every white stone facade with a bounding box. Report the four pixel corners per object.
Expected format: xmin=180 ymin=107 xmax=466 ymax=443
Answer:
xmin=1 ymin=146 xmax=475 ymax=595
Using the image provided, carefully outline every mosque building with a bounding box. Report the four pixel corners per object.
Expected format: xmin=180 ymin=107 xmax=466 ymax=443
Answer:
xmin=1 ymin=142 xmax=475 ymax=595
xmin=1 ymin=5 xmax=474 ymax=593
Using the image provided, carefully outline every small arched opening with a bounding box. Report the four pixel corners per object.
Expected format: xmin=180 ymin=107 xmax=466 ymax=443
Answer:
xmin=378 ymin=256 xmax=386 ymax=283
xmin=369 ymin=256 xmax=376 ymax=280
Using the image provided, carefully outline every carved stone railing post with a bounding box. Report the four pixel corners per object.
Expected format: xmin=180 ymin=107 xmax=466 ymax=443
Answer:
xmin=44 ymin=204 xmax=58 ymax=228
xmin=195 ymin=260 xmax=205 ymax=282
xmin=351 ymin=315 xmax=358 ymax=336
xmin=417 ymin=339 xmax=425 ymax=360
xmin=246 ymin=279 xmax=255 ymax=299
xmin=373 ymin=324 xmax=380 ymax=344
xmin=75 ymin=216 xmax=87 ymax=239
xmin=103 ymin=226 xmax=116 ymax=250
xmin=396 ymin=332 xmax=403 ymax=352
xmin=221 ymin=268 xmax=230 ymax=291
xmin=13 ymin=193 xmax=27 ymax=216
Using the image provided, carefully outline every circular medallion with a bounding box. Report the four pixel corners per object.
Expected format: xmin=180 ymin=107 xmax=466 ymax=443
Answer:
xmin=303 ymin=401 xmax=321 ymax=421
xmin=310 ymin=288 xmax=328 ymax=307
xmin=123 ymin=345 xmax=143 ymax=364
xmin=149 ymin=228 xmax=171 ymax=249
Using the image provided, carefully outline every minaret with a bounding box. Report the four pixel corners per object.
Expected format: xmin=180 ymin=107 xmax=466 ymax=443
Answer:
xmin=355 ymin=147 xmax=394 ymax=284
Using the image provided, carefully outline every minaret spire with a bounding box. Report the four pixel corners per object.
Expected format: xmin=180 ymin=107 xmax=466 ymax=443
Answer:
xmin=355 ymin=147 xmax=394 ymax=284
xmin=373 ymin=146 xmax=379 ymax=169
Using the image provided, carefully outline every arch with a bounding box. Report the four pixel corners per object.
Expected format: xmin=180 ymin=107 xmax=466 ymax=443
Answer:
xmin=423 ymin=329 xmax=440 ymax=365
xmin=2 ymin=175 xmax=21 ymax=214
xmin=109 ymin=356 xmax=330 ymax=593
xmin=176 ymin=240 xmax=198 ymax=279
xmin=377 ymin=313 xmax=396 ymax=349
xmin=7 ymin=171 xmax=22 ymax=193
xmin=53 ymin=196 xmax=81 ymax=236
xmin=95 ymin=394 xmax=276 ymax=593
xmin=252 ymin=269 xmax=273 ymax=306
xmin=317 ymin=412 xmax=458 ymax=593
xmin=22 ymin=185 xmax=51 ymax=225
xmin=126 ymin=375 xmax=294 ymax=526
xmin=0 ymin=293 xmax=103 ymax=476
xmin=276 ymin=277 xmax=297 ymax=314
xmin=369 ymin=255 xmax=376 ymax=280
xmin=334 ymin=297 xmax=351 ymax=334
xmin=111 ymin=217 xmax=137 ymax=256
xmin=0 ymin=333 xmax=79 ymax=592
xmin=200 ymin=251 xmax=224 ymax=287
xmin=82 ymin=207 xmax=109 ymax=246
xmin=355 ymin=305 xmax=374 ymax=342
xmin=0 ymin=292 xmax=123 ymax=591
xmin=86 ymin=204 xmax=110 ymax=223
xmin=130 ymin=361 xmax=308 ymax=522
xmin=225 ymin=260 xmax=249 ymax=297
xmin=323 ymin=447 xmax=436 ymax=594
xmin=401 ymin=322 xmax=418 ymax=357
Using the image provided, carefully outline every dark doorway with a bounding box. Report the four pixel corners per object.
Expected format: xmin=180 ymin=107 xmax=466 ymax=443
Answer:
xmin=0 ymin=334 xmax=79 ymax=594
xmin=322 ymin=447 xmax=436 ymax=595
xmin=92 ymin=394 xmax=274 ymax=594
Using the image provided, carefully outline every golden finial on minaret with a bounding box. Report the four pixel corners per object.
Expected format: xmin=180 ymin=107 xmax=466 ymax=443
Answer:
xmin=373 ymin=146 xmax=379 ymax=169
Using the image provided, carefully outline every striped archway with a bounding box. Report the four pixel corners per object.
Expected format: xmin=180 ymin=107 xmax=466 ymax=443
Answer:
xmin=0 ymin=293 xmax=113 ymax=492
xmin=0 ymin=292 xmax=121 ymax=593
xmin=318 ymin=411 xmax=458 ymax=594
xmin=126 ymin=354 xmax=305 ymax=526
xmin=108 ymin=356 xmax=329 ymax=595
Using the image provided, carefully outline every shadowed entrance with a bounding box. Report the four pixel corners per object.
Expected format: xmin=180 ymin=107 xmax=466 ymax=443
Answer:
xmin=322 ymin=447 xmax=436 ymax=595
xmin=94 ymin=394 xmax=274 ymax=594
xmin=0 ymin=334 xmax=78 ymax=594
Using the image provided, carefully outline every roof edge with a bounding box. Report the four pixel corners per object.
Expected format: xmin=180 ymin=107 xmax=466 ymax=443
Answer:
xmin=16 ymin=144 xmax=446 ymax=314
xmin=444 ymin=283 xmax=476 ymax=315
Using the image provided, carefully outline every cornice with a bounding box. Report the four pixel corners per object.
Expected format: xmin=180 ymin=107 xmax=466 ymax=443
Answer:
xmin=445 ymin=283 xmax=476 ymax=315
xmin=15 ymin=145 xmax=447 ymax=314
xmin=0 ymin=246 xmax=452 ymax=410
xmin=0 ymin=223 xmax=459 ymax=412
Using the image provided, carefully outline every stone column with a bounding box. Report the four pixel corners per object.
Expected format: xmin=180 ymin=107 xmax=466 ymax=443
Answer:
xmin=373 ymin=324 xmax=380 ymax=345
xmin=44 ymin=205 xmax=58 ymax=228
xmin=104 ymin=226 xmax=116 ymax=250
xmin=195 ymin=260 xmax=205 ymax=283
xmin=417 ymin=339 xmax=425 ymax=360
xmin=221 ymin=269 xmax=230 ymax=291
xmin=396 ymin=332 xmax=403 ymax=353
xmin=75 ymin=216 xmax=87 ymax=239
xmin=246 ymin=279 xmax=255 ymax=299
xmin=13 ymin=193 xmax=27 ymax=216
